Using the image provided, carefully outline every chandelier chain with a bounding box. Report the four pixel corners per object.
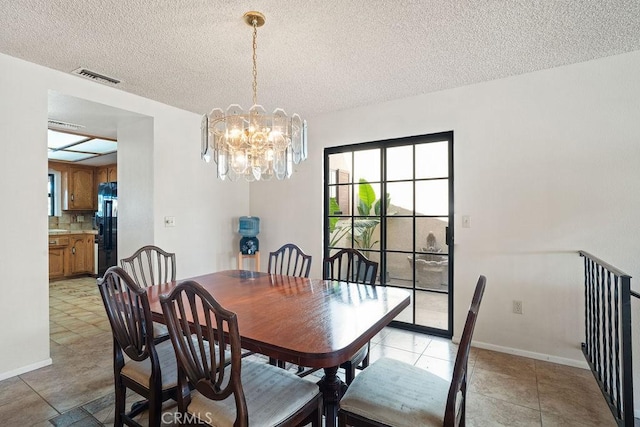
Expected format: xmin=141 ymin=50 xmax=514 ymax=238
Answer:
xmin=252 ymin=17 xmax=258 ymax=106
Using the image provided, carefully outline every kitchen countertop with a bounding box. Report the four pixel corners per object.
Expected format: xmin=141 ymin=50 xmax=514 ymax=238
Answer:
xmin=49 ymin=229 xmax=98 ymax=235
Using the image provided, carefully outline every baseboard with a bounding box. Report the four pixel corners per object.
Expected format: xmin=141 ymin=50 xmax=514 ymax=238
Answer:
xmin=461 ymin=340 xmax=590 ymax=370
xmin=0 ymin=358 xmax=52 ymax=382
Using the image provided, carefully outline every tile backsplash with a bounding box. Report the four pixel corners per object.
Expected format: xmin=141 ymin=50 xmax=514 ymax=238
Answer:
xmin=49 ymin=212 xmax=96 ymax=231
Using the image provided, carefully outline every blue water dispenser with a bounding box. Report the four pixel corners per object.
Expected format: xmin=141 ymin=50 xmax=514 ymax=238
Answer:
xmin=238 ymin=216 xmax=260 ymax=255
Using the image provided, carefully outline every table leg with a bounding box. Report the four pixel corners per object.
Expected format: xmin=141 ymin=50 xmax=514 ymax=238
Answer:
xmin=317 ymin=366 xmax=347 ymax=427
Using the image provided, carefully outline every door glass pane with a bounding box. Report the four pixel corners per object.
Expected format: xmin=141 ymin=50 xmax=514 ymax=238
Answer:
xmin=387 ymin=145 xmax=413 ymax=181
xmin=352 ymin=219 xmax=381 ymax=251
xmin=329 ymin=184 xmax=351 ymax=216
xmin=415 ymin=217 xmax=448 ymax=253
xmin=416 ymin=141 xmax=448 ymax=179
xmin=387 ymin=181 xmax=413 ymax=214
xmin=386 ymin=251 xmax=413 ymax=289
xmin=354 ymin=181 xmax=381 ymax=217
xmin=354 ymin=149 xmax=380 ymax=183
xmin=386 ymin=217 xmax=413 ymax=252
xmin=415 ymin=290 xmax=448 ymax=329
xmin=415 ymin=179 xmax=448 ymax=216
xmin=412 ymin=254 xmax=448 ymax=292
xmin=329 ymin=217 xmax=352 ymax=249
xmin=328 ymin=153 xmax=352 ymax=182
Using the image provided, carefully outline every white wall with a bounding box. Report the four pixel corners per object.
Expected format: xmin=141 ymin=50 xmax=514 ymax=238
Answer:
xmin=118 ymin=118 xmax=155 ymax=260
xmin=251 ymin=50 xmax=640 ymax=370
xmin=0 ymin=55 xmax=51 ymax=378
xmin=0 ymin=52 xmax=249 ymax=379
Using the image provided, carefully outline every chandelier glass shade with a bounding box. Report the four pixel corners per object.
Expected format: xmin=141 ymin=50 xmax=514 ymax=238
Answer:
xmin=201 ymin=11 xmax=307 ymax=181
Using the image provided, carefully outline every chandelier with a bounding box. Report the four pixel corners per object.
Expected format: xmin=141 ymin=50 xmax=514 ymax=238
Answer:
xmin=201 ymin=11 xmax=308 ymax=181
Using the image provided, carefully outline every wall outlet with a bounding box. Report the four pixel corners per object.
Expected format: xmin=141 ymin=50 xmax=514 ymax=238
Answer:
xmin=513 ymin=300 xmax=523 ymax=315
xmin=76 ymin=215 xmax=84 ymax=222
xmin=164 ymin=216 xmax=176 ymax=227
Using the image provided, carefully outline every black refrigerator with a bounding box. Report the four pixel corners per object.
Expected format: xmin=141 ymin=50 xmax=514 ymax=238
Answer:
xmin=96 ymin=182 xmax=117 ymax=276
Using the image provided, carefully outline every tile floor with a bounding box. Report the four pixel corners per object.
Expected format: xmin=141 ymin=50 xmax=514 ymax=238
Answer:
xmin=0 ymin=277 xmax=621 ymax=426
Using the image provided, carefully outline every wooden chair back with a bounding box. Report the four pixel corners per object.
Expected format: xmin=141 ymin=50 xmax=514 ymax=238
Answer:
xmin=268 ymin=243 xmax=312 ymax=278
xmin=323 ymin=248 xmax=378 ymax=285
xmin=160 ymin=280 xmax=248 ymax=425
xmin=97 ymin=266 xmax=155 ymax=362
xmin=444 ymin=275 xmax=486 ymax=426
xmin=120 ymin=245 xmax=176 ymax=288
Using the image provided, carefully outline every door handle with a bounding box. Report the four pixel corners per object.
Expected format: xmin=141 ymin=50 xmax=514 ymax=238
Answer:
xmin=445 ymin=226 xmax=453 ymax=246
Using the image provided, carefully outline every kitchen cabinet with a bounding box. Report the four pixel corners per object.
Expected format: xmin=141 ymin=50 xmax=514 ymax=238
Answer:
xmin=48 ymin=233 xmax=95 ymax=279
xmin=49 ymin=162 xmax=95 ymax=211
xmin=96 ymin=164 xmax=117 ymax=209
xmin=49 ymin=235 xmax=69 ymax=279
xmin=48 ymin=236 xmax=69 ymax=280
xmin=96 ymin=164 xmax=117 ymax=185
xmin=69 ymin=234 xmax=94 ymax=275
xmin=63 ymin=166 xmax=95 ymax=210
xmin=49 ymin=249 xmax=65 ymax=279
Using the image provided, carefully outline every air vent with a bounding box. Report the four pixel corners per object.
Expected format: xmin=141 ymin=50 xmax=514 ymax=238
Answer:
xmin=71 ymin=67 xmax=121 ymax=85
xmin=47 ymin=119 xmax=85 ymax=131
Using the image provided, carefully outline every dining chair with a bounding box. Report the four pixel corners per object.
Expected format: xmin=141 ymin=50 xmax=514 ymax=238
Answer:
xmin=324 ymin=248 xmax=378 ymax=287
xmin=120 ymin=245 xmax=176 ymax=288
xmin=338 ymin=275 xmax=487 ymax=427
xmin=324 ymin=248 xmax=379 ymax=384
xmin=120 ymin=245 xmax=176 ymax=342
xmin=159 ymin=280 xmax=323 ymax=427
xmin=267 ymin=243 xmax=313 ymax=371
xmin=97 ymin=266 xmax=178 ymax=427
xmin=268 ymin=243 xmax=313 ymax=278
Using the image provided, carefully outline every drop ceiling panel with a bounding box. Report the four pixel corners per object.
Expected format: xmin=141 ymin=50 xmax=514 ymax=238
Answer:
xmin=48 ymin=150 xmax=97 ymax=162
xmin=47 ymin=130 xmax=88 ymax=149
xmin=71 ymin=139 xmax=117 ymax=154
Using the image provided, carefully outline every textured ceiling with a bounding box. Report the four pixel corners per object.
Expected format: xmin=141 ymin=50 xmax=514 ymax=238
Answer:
xmin=2 ymin=0 xmax=640 ymax=127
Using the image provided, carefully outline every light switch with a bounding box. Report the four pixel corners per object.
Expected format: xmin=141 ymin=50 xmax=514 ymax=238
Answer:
xmin=462 ymin=215 xmax=471 ymax=228
xmin=164 ymin=216 xmax=176 ymax=227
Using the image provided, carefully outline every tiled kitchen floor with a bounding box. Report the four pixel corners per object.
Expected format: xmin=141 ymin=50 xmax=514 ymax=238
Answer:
xmin=0 ymin=277 xmax=618 ymax=426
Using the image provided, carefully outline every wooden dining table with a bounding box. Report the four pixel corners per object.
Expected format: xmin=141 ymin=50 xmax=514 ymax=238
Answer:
xmin=146 ymin=269 xmax=410 ymax=427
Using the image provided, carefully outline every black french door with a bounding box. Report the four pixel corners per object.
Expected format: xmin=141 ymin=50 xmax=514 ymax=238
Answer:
xmin=324 ymin=131 xmax=454 ymax=337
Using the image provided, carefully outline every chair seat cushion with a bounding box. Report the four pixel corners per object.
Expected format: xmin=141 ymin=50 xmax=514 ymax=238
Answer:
xmin=153 ymin=321 xmax=169 ymax=339
xmin=187 ymin=359 xmax=321 ymax=427
xmin=339 ymin=357 xmax=449 ymax=427
xmin=121 ymin=337 xmax=228 ymax=391
xmin=121 ymin=340 xmax=178 ymax=390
